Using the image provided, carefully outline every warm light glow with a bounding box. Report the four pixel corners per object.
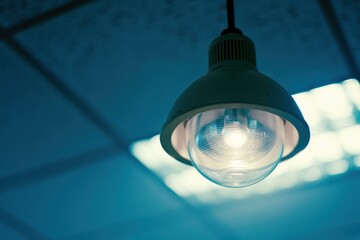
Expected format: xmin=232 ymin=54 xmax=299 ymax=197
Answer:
xmin=310 ymin=133 xmax=343 ymax=162
xmin=343 ymin=79 xmax=360 ymax=109
xmin=326 ymin=160 xmax=349 ymax=175
xmin=354 ymin=156 xmax=360 ymax=167
xmin=286 ymin=147 xmax=315 ymax=170
xmin=223 ymin=122 xmax=248 ymax=148
xmin=271 ymin=161 xmax=291 ymax=176
xmin=187 ymin=109 xmax=284 ymax=187
xmin=338 ymin=125 xmax=360 ymax=155
xmin=311 ymin=83 xmax=353 ymax=121
xmin=278 ymin=174 xmax=300 ymax=188
xmin=164 ymin=169 xmax=219 ymax=197
xmin=302 ymin=167 xmax=323 ymax=182
xmin=293 ymin=92 xmax=322 ymax=127
xmin=130 ymin=139 xmax=162 ymax=169
xmin=131 ymin=78 xmax=360 ymax=204
xmin=254 ymin=181 xmax=277 ymax=194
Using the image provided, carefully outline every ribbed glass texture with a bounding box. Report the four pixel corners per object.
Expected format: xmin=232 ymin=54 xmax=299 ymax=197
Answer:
xmin=186 ymin=108 xmax=285 ymax=187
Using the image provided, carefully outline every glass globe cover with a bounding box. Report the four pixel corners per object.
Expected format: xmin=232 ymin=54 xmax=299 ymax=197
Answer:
xmin=186 ymin=108 xmax=285 ymax=187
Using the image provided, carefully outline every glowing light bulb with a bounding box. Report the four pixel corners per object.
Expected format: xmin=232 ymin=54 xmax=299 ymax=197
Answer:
xmin=186 ymin=108 xmax=285 ymax=187
xmin=222 ymin=122 xmax=248 ymax=148
xmin=160 ymin=14 xmax=311 ymax=189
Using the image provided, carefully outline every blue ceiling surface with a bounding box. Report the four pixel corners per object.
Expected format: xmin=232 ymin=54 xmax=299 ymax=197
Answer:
xmin=0 ymin=0 xmax=70 ymax=27
xmin=0 ymin=223 xmax=24 ymax=240
xmin=0 ymin=41 xmax=111 ymax=177
xmin=333 ymin=0 xmax=360 ymax=64
xmin=13 ymin=0 xmax=352 ymax=141
xmin=230 ymin=0 xmax=350 ymax=90
xmin=0 ymin=0 xmax=359 ymax=239
xmin=0 ymin=154 xmax=185 ymax=239
xmin=211 ymin=175 xmax=360 ymax=239
xmin=60 ymin=209 xmax=219 ymax=240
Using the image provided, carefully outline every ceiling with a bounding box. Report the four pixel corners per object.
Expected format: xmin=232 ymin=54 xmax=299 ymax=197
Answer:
xmin=0 ymin=0 xmax=359 ymax=239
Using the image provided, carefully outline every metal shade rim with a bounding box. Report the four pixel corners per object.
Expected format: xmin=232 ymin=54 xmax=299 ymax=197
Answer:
xmin=160 ymin=102 xmax=310 ymax=166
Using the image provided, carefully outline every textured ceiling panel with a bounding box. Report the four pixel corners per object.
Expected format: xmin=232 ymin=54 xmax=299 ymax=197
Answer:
xmin=210 ymin=176 xmax=360 ymax=239
xmin=123 ymin=213 xmax=218 ymax=240
xmin=332 ymin=0 xmax=360 ymax=67
xmin=0 ymin=0 xmax=358 ymax=239
xmin=60 ymin=208 xmax=217 ymax=240
xmin=0 ymin=41 xmax=110 ymax=177
xmin=13 ymin=0 xmax=211 ymax=142
xmin=14 ymin=0 xmax=349 ymax=142
xmin=0 ymin=0 xmax=70 ymax=27
xmin=0 ymin=154 xmax=182 ymax=239
xmin=0 ymin=223 xmax=24 ymax=240
xmin=237 ymin=0 xmax=350 ymax=90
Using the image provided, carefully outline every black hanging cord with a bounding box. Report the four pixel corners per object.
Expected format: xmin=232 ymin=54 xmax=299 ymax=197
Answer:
xmin=226 ymin=0 xmax=236 ymax=29
xmin=221 ymin=0 xmax=242 ymax=35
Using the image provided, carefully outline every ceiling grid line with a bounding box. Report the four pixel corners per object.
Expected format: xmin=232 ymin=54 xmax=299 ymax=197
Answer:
xmin=0 ymin=144 xmax=121 ymax=193
xmin=0 ymin=207 xmax=50 ymax=240
xmin=6 ymin=0 xmax=95 ymax=35
xmin=0 ymin=27 xmax=191 ymax=235
xmin=0 ymin=32 xmax=129 ymax=149
xmin=0 ymin=3 xmax=234 ymax=238
xmin=318 ymin=0 xmax=360 ymax=80
xmin=0 ymin=1 xmax=358 ymax=239
xmin=126 ymin=155 xmax=239 ymax=240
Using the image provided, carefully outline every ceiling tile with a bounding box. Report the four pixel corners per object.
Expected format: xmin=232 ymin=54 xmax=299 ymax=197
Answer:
xmin=0 ymin=41 xmax=111 ymax=177
xmin=13 ymin=0 xmax=211 ymax=141
xmin=0 ymin=1 xmax=356 ymax=239
xmin=0 ymin=154 xmax=182 ymax=239
xmin=0 ymin=0 xmax=70 ymax=28
xmin=13 ymin=0 xmax=349 ymax=141
xmin=332 ymin=0 xmax=360 ymax=68
xmin=0 ymin=223 xmax=25 ymax=240
xmin=210 ymin=176 xmax=360 ymax=239
xmin=59 ymin=208 xmax=218 ymax=240
xmin=237 ymin=0 xmax=349 ymax=91
xmin=124 ymin=211 xmax=218 ymax=240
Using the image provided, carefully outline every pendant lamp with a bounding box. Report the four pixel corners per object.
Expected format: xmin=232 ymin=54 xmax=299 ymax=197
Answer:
xmin=160 ymin=0 xmax=310 ymax=187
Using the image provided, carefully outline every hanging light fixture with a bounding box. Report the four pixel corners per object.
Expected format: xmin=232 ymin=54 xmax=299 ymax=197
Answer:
xmin=160 ymin=0 xmax=310 ymax=187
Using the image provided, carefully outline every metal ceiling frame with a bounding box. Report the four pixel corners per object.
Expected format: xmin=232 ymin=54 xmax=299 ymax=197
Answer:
xmin=318 ymin=0 xmax=360 ymax=80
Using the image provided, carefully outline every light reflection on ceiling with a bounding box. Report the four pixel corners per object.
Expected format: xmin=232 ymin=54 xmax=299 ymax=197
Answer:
xmin=131 ymin=78 xmax=360 ymax=204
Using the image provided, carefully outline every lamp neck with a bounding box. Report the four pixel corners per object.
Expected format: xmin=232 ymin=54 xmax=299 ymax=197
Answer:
xmin=208 ymin=33 xmax=257 ymax=71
